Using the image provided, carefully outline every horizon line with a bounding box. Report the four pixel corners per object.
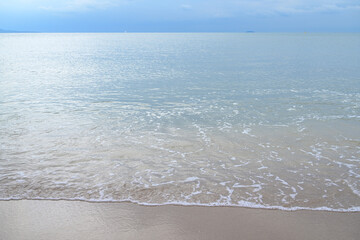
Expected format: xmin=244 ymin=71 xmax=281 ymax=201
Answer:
xmin=1 ymin=31 xmax=360 ymax=34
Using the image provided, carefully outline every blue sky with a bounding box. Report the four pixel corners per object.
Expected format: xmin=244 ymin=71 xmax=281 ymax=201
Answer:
xmin=0 ymin=0 xmax=359 ymax=32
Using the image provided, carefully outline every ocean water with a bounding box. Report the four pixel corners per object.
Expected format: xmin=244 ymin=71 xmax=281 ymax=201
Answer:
xmin=0 ymin=33 xmax=359 ymax=211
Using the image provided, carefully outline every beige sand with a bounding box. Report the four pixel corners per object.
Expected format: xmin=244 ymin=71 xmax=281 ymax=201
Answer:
xmin=0 ymin=200 xmax=359 ymax=240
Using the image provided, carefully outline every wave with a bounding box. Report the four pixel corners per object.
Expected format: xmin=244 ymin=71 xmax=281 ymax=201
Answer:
xmin=1 ymin=197 xmax=359 ymax=212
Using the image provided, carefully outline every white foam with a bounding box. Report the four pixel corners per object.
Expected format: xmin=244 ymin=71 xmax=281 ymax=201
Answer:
xmin=344 ymin=180 xmax=360 ymax=198
xmin=183 ymin=177 xmax=200 ymax=183
xmin=242 ymin=128 xmax=255 ymax=137
xmin=290 ymin=187 xmax=297 ymax=199
xmin=220 ymin=181 xmax=230 ymax=186
xmin=151 ymin=181 xmax=175 ymax=187
xmin=1 ymin=197 xmax=359 ymax=212
xmin=275 ymin=176 xmax=289 ymax=186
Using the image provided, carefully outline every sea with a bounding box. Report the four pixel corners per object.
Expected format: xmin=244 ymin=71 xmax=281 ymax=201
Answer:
xmin=0 ymin=33 xmax=359 ymax=212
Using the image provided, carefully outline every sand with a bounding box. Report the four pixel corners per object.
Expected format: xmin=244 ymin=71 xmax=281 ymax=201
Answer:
xmin=0 ymin=200 xmax=359 ymax=240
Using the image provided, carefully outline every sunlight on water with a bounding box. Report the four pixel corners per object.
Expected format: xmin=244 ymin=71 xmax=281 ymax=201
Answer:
xmin=0 ymin=33 xmax=359 ymax=211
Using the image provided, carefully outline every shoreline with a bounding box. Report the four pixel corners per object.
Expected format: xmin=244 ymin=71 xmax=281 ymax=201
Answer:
xmin=1 ymin=200 xmax=359 ymax=240
xmin=1 ymin=198 xmax=359 ymax=212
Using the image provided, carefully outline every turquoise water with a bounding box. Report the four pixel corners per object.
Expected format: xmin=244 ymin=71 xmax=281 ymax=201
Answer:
xmin=0 ymin=33 xmax=359 ymax=211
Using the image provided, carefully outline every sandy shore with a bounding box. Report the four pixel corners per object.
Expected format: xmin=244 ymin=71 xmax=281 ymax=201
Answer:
xmin=0 ymin=200 xmax=359 ymax=240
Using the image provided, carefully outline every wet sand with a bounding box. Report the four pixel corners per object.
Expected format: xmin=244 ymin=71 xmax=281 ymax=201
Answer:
xmin=0 ymin=200 xmax=359 ymax=240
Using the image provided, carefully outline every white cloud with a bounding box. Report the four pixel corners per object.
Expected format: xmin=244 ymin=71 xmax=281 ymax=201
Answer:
xmin=8 ymin=0 xmax=360 ymax=15
xmin=229 ymin=0 xmax=360 ymax=15
xmin=181 ymin=4 xmax=192 ymax=11
xmin=164 ymin=0 xmax=357 ymax=20
xmin=39 ymin=0 xmax=127 ymax=12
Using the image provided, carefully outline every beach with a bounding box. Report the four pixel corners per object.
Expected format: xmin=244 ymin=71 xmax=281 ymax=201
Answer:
xmin=0 ymin=200 xmax=359 ymax=240
xmin=1 ymin=0 xmax=360 ymax=237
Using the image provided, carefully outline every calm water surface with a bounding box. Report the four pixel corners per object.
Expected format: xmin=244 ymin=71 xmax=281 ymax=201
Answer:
xmin=0 ymin=33 xmax=359 ymax=211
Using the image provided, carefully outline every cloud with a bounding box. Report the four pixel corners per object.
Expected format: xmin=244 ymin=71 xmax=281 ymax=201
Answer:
xmin=181 ymin=4 xmax=192 ymax=11
xmin=229 ymin=0 xmax=360 ymax=15
xmin=8 ymin=0 xmax=360 ymax=16
xmin=39 ymin=0 xmax=127 ymax=12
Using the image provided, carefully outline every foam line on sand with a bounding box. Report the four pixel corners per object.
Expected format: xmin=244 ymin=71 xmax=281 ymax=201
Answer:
xmin=0 ymin=200 xmax=359 ymax=240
